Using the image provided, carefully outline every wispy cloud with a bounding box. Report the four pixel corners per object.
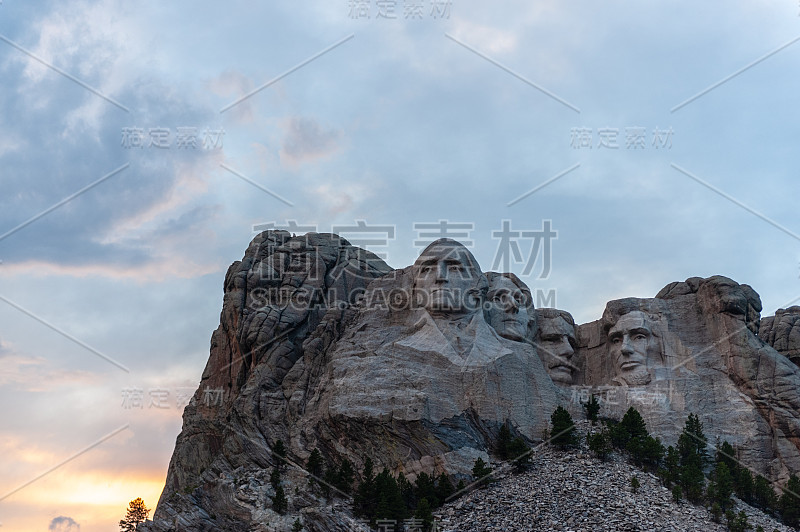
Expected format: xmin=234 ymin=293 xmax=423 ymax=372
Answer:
xmin=279 ymin=116 xmax=343 ymax=166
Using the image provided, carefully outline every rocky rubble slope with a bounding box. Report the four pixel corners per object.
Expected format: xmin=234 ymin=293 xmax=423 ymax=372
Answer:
xmin=437 ymin=422 xmax=791 ymax=532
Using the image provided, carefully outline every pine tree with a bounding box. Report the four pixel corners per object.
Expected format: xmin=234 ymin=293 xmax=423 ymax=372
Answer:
xmin=354 ymin=458 xmax=377 ymax=518
xmin=375 ymin=491 xmax=392 ymax=522
xmin=609 ymin=407 xmax=648 ymax=449
xmin=374 ymin=468 xmax=407 ymax=522
xmin=630 ymin=476 xmax=640 ymax=493
xmin=456 ymin=479 xmax=466 ymax=492
xmin=397 ymin=472 xmax=415 ymax=511
xmin=270 ymin=466 xmax=281 ymax=490
xmin=639 ymin=435 xmax=665 ymax=471
xmin=272 ymin=484 xmax=288 ymax=514
xmin=735 ymin=465 xmax=754 ymax=504
xmin=306 ymin=448 xmax=324 ymax=479
xmin=508 ymin=437 xmax=530 ymax=471
xmin=710 ymin=502 xmax=722 ymax=523
xmin=680 ymin=457 xmax=705 ymax=504
xmin=587 ymin=426 xmax=612 ymax=461
xmin=550 ymin=406 xmax=578 ymax=448
xmin=322 ymin=464 xmax=339 ymax=498
xmin=779 ymin=474 xmax=800 ymax=527
xmin=415 ymin=498 xmax=434 ymax=530
xmin=472 ymin=457 xmax=492 ymax=486
xmin=753 ymin=475 xmax=778 ymax=514
xmin=710 ymin=462 xmax=734 ymax=510
xmin=119 ymin=497 xmax=149 ymax=532
xmin=615 ymin=407 xmax=648 ymax=449
xmin=415 ymin=472 xmax=438 ymax=507
xmin=607 ymin=407 xmax=663 ymax=469
xmin=716 ymin=440 xmax=737 ymax=473
xmin=725 ymin=509 xmax=750 ymax=532
xmin=337 ymin=459 xmax=355 ymax=494
xmin=583 ymin=394 xmax=600 ymax=422
xmin=677 ymin=413 xmax=707 ymax=503
xmin=292 ymin=518 xmax=303 ymax=532
xmin=273 ymin=439 xmax=287 ymax=468
xmin=660 ymin=445 xmax=680 ymax=488
xmin=679 ymin=414 xmax=708 ymax=466
xmin=435 ymin=473 xmax=454 ymax=506
xmin=497 ymin=424 xmax=512 ymax=460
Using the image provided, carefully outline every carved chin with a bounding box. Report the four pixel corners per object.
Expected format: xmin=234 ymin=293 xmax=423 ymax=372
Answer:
xmin=615 ymin=368 xmax=651 ymax=386
xmin=498 ymin=323 xmax=526 ymax=341
xmin=549 ymin=366 xmax=574 ymax=385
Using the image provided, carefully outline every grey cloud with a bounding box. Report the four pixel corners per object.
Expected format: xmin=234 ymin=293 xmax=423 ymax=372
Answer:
xmin=280 ymin=116 xmax=341 ymax=165
xmin=49 ymin=516 xmax=80 ymax=532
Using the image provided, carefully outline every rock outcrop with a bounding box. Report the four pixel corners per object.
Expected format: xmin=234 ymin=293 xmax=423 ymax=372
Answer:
xmin=760 ymin=306 xmax=800 ymax=366
xmin=574 ymin=276 xmax=800 ymax=483
xmin=145 ymin=231 xmax=392 ymax=531
xmin=142 ymin=235 xmax=800 ymax=531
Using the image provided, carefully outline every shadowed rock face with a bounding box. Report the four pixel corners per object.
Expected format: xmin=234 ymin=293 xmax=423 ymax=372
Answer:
xmin=143 ymin=237 xmax=800 ymax=531
xmin=760 ymin=306 xmax=800 ymax=366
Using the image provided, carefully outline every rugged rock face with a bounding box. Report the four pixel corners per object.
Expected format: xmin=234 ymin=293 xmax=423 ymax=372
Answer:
xmin=760 ymin=306 xmax=800 ymax=366
xmin=144 ymin=231 xmax=393 ymax=531
xmin=142 ymin=235 xmax=800 ymax=531
xmin=574 ymin=275 xmax=800 ymax=483
xmin=143 ymin=233 xmax=563 ymax=531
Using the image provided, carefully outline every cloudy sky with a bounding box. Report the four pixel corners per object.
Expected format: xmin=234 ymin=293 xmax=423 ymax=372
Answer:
xmin=1 ymin=1 xmax=799 ymax=529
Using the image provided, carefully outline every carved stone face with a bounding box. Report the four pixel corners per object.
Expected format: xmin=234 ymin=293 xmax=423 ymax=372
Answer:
xmin=413 ymin=240 xmax=482 ymax=317
xmin=485 ymin=276 xmax=530 ymax=342
xmin=608 ymin=311 xmax=660 ymax=386
xmin=537 ymin=315 xmax=577 ymax=385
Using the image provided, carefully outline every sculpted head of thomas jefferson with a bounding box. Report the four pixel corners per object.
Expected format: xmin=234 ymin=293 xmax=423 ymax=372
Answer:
xmin=484 ymin=272 xmax=533 ymax=342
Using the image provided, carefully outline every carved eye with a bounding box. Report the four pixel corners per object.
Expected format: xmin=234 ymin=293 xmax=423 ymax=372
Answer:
xmin=634 ymin=334 xmax=647 ymax=341
xmin=611 ymin=337 xmax=622 ymax=345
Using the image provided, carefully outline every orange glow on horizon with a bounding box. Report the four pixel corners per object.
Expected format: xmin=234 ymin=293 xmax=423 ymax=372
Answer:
xmin=0 ymin=469 xmax=167 ymax=532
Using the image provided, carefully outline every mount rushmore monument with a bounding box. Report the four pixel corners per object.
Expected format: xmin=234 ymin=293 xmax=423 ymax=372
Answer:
xmin=142 ymin=230 xmax=800 ymax=531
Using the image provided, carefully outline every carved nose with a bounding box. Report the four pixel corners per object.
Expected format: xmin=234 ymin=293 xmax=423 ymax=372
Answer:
xmin=507 ymin=297 xmax=519 ymax=313
xmin=560 ymin=336 xmax=574 ymax=358
xmin=436 ymin=261 xmax=447 ymax=281
xmin=620 ymin=337 xmax=634 ymax=355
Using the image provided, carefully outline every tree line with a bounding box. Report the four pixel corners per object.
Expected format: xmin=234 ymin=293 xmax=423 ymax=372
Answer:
xmin=552 ymin=397 xmax=800 ymax=531
xmin=122 ymin=404 xmax=800 ymax=531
